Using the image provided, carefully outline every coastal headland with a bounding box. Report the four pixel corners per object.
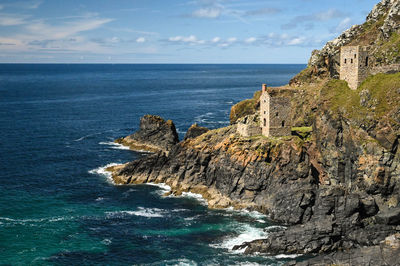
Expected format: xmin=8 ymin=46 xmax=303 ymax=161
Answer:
xmin=107 ymin=0 xmax=400 ymax=264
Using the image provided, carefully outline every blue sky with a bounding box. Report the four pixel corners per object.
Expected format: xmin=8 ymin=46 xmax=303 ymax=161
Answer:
xmin=0 ymin=0 xmax=379 ymax=63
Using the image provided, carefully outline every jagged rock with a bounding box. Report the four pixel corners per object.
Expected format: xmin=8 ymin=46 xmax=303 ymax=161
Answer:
xmin=184 ymin=123 xmax=209 ymax=140
xmin=376 ymin=207 xmax=400 ymax=224
xmin=107 ymin=2 xmax=400 ymax=264
xmin=380 ymin=0 xmax=400 ymax=38
xmin=292 ymin=233 xmax=400 ymax=266
xmin=292 ymin=0 xmax=400 ymax=84
xmin=116 ymin=115 xmax=179 ymax=154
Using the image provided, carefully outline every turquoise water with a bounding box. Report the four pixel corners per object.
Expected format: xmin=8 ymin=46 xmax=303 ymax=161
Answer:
xmin=0 ymin=64 xmax=305 ymax=265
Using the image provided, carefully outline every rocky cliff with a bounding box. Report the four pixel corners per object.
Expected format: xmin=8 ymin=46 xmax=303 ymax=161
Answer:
xmin=109 ymin=1 xmax=400 ymax=264
xmin=115 ymin=114 xmax=179 ymax=154
xmin=290 ymin=0 xmax=400 ymax=86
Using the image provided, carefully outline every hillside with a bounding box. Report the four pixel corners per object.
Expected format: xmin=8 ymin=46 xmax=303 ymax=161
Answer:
xmin=109 ymin=0 xmax=400 ymax=264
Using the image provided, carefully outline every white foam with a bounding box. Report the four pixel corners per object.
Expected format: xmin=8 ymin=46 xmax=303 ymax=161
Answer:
xmin=147 ymin=182 xmax=171 ymax=192
xmin=275 ymin=254 xmax=302 ymax=259
xmin=0 ymin=216 xmax=73 ymax=225
xmin=152 ymin=258 xmax=197 ymax=266
xmin=88 ymin=163 xmax=121 ymax=184
xmin=106 ymin=207 xmax=165 ymax=218
xmin=99 ymin=141 xmax=131 ymax=150
xmin=164 ymin=191 xmax=208 ymax=206
xmin=210 ymin=223 xmax=268 ymax=253
xmin=224 ymin=207 xmax=268 ymax=222
xmin=101 ymin=238 xmax=112 ymax=245
xmin=181 ymin=192 xmax=208 ymax=205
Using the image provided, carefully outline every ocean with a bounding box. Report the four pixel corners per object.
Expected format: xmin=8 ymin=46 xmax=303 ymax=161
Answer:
xmin=0 ymin=64 xmax=306 ymax=265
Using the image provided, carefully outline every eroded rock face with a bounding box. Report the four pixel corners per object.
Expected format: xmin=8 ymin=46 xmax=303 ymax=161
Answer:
xmin=116 ymin=115 xmax=179 ymax=153
xmin=112 ymin=126 xmax=318 ymax=224
xmin=296 ymin=0 xmax=400 ymax=82
xmin=184 ymin=123 xmax=209 ymax=140
xmin=110 ymin=101 xmax=400 ymax=260
xmin=292 ymin=233 xmax=400 ymax=266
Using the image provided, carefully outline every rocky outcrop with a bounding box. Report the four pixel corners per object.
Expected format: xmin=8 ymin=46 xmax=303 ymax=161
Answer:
xmin=111 ymin=126 xmax=318 ymax=224
xmin=107 ymin=1 xmax=400 ymax=264
xmin=290 ymin=0 xmax=400 ymax=85
xmin=110 ymin=74 xmax=399 ymax=265
xmin=291 ymin=233 xmax=400 ymax=266
xmin=230 ymin=90 xmax=261 ymax=124
xmin=184 ymin=123 xmax=209 ymax=140
xmin=115 ymin=115 xmax=179 ymax=153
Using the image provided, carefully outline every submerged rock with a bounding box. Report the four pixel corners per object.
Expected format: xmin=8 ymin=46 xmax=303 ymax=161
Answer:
xmin=116 ymin=114 xmax=179 ymax=154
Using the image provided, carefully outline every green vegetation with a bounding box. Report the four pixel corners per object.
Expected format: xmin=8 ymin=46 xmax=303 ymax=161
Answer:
xmin=359 ymin=72 xmax=400 ymax=118
xmin=229 ymin=90 xmax=261 ymax=123
xmin=350 ymin=13 xmax=386 ymax=46
xmin=374 ymin=32 xmax=400 ymax=64
xmin=289 ymin=67 xmax=318 ymax=86
xmin=320 ymin=73 xmax=400 ymax=126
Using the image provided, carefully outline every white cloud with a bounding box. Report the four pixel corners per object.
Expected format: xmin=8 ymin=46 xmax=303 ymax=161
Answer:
xmin=245 ymin=37 xmax=256 ymax=43
xmin=282 ymin=8 xmax=347 ymax=30
xmin=136 ymin=37 xmax=146 ymax=43
xmin=25 ymin=18 xmax=113 ymax=39
xmin=110 ymin=37 xmax=120 ymax=43
xmin=211 ymin=37 xmax=220 ymax=43
xmin=334 ymin=17 xmax=352 ymax=33
xmin=0 ymin=14 xmax=28 ymax=26
xmin=288 ymin=37 xmax=305 ymax=45
xmin=168 ymin=35 xmax=204 ymax=45
xmin=192 ymin=7 xmax=221 ymax=18
xmin=227 ymin=37 xmax=237 ymax=43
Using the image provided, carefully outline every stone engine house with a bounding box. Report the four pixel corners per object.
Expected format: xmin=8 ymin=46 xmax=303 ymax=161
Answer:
xmin=260 ymin=84 xmax=291 ymax=137
xmin=339 ymin=45 xmax=370 ymax=90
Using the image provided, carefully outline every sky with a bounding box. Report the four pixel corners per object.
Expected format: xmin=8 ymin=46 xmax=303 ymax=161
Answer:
xmin=0 ymin=0 xmax=379 ymax=63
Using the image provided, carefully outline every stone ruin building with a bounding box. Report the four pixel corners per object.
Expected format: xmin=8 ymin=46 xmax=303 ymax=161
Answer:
xmin=260 ymin=84 xmax=292 ymax=137
xmin=236 ymin=84 xmax=292 ymax=138
xmin=339 ymin=45 xmax=370 ymax=90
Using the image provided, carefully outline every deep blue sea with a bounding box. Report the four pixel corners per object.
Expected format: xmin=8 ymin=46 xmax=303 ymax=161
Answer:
xmin=0 ymin=64 xmax=305 ymax=265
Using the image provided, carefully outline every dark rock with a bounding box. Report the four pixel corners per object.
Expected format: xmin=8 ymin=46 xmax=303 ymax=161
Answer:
xmin=294 ymin=233 xmax=400 ymax=266
xmin=184 ymin=123 xmax=209 ymax=140
xmin=116 ymin=115 xmax=179 ymax=153
xmin=376 ymin=207 xmax=400 ymax=225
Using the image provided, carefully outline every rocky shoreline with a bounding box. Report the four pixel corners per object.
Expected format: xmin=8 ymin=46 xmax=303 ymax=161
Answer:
xmin=106 ymin=0 xmax=400 ymax=264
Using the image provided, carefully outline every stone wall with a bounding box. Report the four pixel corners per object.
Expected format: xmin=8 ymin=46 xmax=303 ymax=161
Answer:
xmin=260 ymin=84 xmax=291 ymax=137
xmin=237 ymin=123 xmax=262 ymax=137
xmin=340 ymin=46 xmax=370 ymax=90
xmin=260 ymin=88 xmax=270 ymax=136
xmin=370 ymin=64 xmax=400 ymax=75
xmin=268 ymin=97 xmax=291 ymax=137
xmin=236 ymin=114 xmax=261 ymax=137
xmin=340 ymin=46 xmax=360 ymax=90
xmin=357 ymin=46 xmax=370 ymax=87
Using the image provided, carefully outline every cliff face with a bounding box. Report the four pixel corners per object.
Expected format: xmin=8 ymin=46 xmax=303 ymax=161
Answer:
xmin=112 ymin=126 xmax=317 ymax=225
xmin=108 ymin=1 xmax=400 ymax=264
xmin=115 ymin=114 xmax=179 ymax=153
xmin=110 ymin=71 xmax=400 ymax=263
xmin=290 ymin=0 xmax=400 ymax=86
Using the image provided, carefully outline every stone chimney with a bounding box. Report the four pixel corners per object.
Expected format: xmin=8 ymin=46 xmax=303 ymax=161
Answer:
xmin=262 ymin=84 xmax=267 ymax=93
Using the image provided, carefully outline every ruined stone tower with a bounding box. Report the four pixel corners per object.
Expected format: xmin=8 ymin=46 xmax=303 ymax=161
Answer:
xmin=260 ymin=84 xmax=291 ymax=137
xmin=340 ymin=46 xmax=370 ymax=90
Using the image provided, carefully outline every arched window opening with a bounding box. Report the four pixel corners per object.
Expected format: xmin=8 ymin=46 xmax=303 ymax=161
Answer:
xmin=344 ymin=59 xmax=347 ymax=64
xmin=275 ymin=112 xmax=279 ymax=117
xmin=282 ymin=120 xmax=285 ymax=127
xmin=351 ymin=59 xmax=353 ymax=64
xmin=365 ymin=56 xmax=369 ymax=67
xmin=354 ymin=54 xmax=357 ymax=59
xmin=263 ymin=118 xmax=266 ymax=127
